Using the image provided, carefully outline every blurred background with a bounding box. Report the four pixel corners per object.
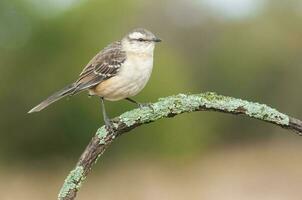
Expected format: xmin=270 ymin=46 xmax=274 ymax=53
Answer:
xmin=1 ymin=0 xmax=302 ymax=199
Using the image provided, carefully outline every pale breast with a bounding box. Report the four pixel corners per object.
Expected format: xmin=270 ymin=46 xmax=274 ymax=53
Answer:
xmin=91 ymin=52 xmax=154 ymax=101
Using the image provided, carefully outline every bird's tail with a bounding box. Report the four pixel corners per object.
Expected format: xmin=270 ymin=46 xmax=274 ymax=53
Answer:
xmin=28 ymin=83 xmax=77 ymax=113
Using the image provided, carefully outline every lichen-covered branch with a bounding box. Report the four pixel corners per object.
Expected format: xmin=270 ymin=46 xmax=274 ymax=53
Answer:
xmin=58 ymin=92 xmax=302 ymax=200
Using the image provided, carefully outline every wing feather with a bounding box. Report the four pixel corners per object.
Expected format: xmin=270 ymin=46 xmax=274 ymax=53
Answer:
xmin=74 ymin=41 xmax=126 ymax=92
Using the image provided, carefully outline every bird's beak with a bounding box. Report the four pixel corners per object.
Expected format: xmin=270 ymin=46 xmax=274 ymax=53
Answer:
xmin=153 ymin=38 xmax=162 ymax=43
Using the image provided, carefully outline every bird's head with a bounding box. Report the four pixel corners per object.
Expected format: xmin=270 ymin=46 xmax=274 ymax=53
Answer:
xmin=122 ymin=28 xmax=161 ymax=54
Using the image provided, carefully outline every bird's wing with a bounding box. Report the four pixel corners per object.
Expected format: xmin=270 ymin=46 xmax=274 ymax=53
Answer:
xmin=74 ymin=41 xmax=126 ymax=92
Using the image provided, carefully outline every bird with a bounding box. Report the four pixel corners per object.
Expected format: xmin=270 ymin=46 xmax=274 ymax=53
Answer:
xmin=28 ymin=28 xmax=161 ymax=130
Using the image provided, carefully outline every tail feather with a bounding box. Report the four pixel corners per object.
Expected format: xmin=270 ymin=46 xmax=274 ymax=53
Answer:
xmin=28 ymin=83 xmax=77 ymax=113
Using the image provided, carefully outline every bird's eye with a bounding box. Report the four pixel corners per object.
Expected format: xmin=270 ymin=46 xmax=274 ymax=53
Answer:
xmin=137 ymin=38 xmax=144 ymax=42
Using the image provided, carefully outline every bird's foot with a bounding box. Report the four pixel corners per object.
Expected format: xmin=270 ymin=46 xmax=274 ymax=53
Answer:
xmin=138 ymin=102 xmax=153 ymax=109
xmin=104 ymin=118 xmax=115 ymax=132
xmin=125 ymin=98 xmax=153 ymax=110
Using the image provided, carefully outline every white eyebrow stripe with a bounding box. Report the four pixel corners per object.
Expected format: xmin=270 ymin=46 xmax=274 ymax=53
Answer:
xmin=129 ymin=32 xmax=144 ymax=39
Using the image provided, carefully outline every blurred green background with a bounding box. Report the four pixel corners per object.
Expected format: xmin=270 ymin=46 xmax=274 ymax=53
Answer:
xmin=1 ymin=0 xmax=302 ymax=199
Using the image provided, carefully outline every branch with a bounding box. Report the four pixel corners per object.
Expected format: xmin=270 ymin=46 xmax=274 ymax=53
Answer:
xmin=58 ymin=92 xmax=302 ymax=200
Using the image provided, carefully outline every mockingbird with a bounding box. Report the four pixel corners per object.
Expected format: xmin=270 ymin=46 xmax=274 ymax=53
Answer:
xmin=28 ymin=28 xmax=161 ymax=130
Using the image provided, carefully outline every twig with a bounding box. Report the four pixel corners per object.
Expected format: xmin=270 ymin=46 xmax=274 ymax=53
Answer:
xmin=58 ymin=92 xmax=302 ymax=200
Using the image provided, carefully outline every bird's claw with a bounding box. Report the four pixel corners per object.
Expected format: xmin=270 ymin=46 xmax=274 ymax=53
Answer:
xmin=138 ymin=103 xmax=153 ymax=109
xmin=104 ymin=119 xmax=115 ymax=132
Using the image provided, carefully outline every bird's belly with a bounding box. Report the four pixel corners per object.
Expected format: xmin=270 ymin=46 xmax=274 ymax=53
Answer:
xmin=90 ymin=58 xmax=153 ymax=101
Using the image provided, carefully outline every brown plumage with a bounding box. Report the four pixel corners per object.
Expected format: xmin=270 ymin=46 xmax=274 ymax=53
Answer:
xmin=28 ymin=27 xmax=161 ymax=131
xmin=28 ymin=41 xmax=126 ymax=113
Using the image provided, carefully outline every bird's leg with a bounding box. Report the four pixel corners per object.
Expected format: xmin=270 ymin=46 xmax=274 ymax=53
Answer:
xmin=125 ymin=98 xmax=152 ymax=109
xmin=100 ymin=97 xmax=114 ymax=131
xmin=125 ymin=98 xmax=140 ymax=106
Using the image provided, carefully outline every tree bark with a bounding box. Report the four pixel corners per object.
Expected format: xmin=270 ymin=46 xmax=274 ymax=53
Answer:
xmin=57 ymin=92 xmax=302 ymax=200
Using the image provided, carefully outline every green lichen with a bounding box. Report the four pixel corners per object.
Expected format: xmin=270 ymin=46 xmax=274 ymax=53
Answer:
xmin=119 ymin=92 xmax=289 ymax=127
xmin=198 ymin=93 xmax=289 ymax=125
xmin=96 ymin=126 xmax=108 ymax=144
xmin=58 ymin=166 xmax=84 ymax=199
xmin=58 ymin=92 xmax=291 ymax=199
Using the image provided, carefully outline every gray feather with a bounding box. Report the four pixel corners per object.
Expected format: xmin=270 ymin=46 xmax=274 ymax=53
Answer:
xmin=28 ymin=83 xmax=76 ymax=113
xmin=28 ymin=41 xmax=126 ymax=113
